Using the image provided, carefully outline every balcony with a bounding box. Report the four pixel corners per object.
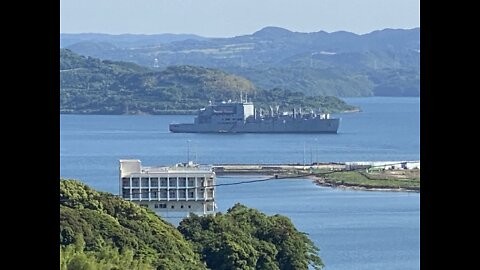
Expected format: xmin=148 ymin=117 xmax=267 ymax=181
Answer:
xmin=150 ymin=177 xmax=159 ymax=187
xmin=141 ymin=177 xmax=149 ymax=187
xmin=168 ymin=178 xmax=177 ymax=187
xmin=121 ymin=178 xmax=130 ymax=188
xmin=160 ymin=178 xmax=167 ymax=187
xmin=131 ymin=177 xmax=140 ymax=187
xmin=187 ymin=177 xmax=195 ymax=187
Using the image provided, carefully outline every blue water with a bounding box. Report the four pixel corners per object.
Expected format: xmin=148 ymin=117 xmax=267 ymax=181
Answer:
xmin=216 ymin=177 xmax=419 ymax=270
xmin=60 ymin=97 xmax=420 ymax=270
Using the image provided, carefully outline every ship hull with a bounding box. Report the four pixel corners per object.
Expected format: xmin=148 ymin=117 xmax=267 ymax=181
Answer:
xmin=169 ymin=118 xmax=340 ymax=133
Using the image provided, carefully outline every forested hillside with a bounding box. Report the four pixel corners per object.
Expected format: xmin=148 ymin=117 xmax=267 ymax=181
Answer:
xmin=60 ymin=49 xmax=358 ymax=114
xmin=60 ymin=179 xmax=324 ymax=269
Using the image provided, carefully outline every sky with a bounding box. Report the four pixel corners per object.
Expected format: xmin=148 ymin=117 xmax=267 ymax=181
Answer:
xmin=60 ymin=0 xmax=420 ymax=37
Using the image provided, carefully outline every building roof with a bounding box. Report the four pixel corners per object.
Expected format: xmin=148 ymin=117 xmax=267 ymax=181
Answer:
xmin=141 ymin=163 xmax=213 ymax=174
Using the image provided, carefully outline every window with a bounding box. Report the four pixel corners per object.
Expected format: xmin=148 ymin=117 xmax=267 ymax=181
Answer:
xmin=141 ymin=177 xmax=149 ymax=187
xmin=150 ymin=177 xmax=158 ymax=187
xmin=151 ymin=191 xmax=158 ymax=198
xmin=132 ymin=177 xmax=140 ymax=187
xmin=155 ymin=203 xmax=167 ymax=209
xmin=160 ymin=178 xmax=167 ymax=187
xmin=181 ymin=205 xmax=184 ymax=209
xmin=169 ymin=178 xmax=177 ymax=187
xmin=187 ymin=177 xmax=195 ymax=187
xmin=188 ymin=205 xmax=191 ymax=209
xmin=171 ymin=205 xmax=174 ymax=209
xmin=179 ymin=177 xmax=186 ymax=187
xmin=207 ymin=177 xmax=214 ymax=186
xmin=122 ymin=178 xmax=130 ymax=187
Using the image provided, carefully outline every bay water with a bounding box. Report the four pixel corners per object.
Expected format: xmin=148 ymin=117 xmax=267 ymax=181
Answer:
xmin=60 ymin=97 xmax=420 ymax=270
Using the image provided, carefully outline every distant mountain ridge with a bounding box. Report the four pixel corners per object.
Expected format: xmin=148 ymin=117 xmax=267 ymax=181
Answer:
xmin=60 ymin=33 xmax=206 ymax=48
xmin=61 ymin=27 xmax=419 ymax=97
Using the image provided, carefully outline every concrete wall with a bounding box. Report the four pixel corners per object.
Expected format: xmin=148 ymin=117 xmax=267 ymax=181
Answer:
xmin=119 ymin=160 xmax=141 ymax=177
xmin=134 ymin=200 xmax=215 ymax=218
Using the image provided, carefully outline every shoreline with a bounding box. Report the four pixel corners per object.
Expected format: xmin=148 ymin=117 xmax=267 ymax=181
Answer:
xmin=308 ymin=175 xmax=420 ymax=193
xmin=214 ymin=162 xmax=420 ymax=193
xmin=59 ymin=108 xmax=360 ymax=116
xmin=216 ymin=172 xmax=420 ymax=193
xmin=340 ymin=108 xmax=362 ymax=113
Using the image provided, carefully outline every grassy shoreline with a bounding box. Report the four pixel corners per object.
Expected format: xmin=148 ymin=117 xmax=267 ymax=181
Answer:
xmin=217 ymin=166 xmax=420 ymax=193
xmin=311 ymin=169 xmax=420 ymax=192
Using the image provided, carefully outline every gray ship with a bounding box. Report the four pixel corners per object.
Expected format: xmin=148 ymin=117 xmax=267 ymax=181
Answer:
xmin=169 ymin=100 xmax=340 ymax=133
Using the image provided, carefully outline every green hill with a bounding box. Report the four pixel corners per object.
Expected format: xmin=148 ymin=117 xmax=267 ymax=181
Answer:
xmin=60 ymin=179 xmax=206 ymax=269
xmin=60 ymin=49 xmax=358 ymax=115
xmin=60 ymin=179 xmax=324 ymax=269
xmin=179 ymin=203 xmax=324 ymax=270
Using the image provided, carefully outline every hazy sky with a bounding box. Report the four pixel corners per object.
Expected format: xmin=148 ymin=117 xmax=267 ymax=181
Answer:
xmin=60 ymin=0 xmax=419 ymax=37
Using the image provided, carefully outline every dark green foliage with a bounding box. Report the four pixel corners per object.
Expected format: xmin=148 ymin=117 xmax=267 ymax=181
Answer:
xmin=226 ymin=66 xmax=376 ymax=97
xmin=60 ymin=179 xmax=325 ymax=269
xmin=178 ymin=203 xmax=324 ymax=270
xmin=60 ymin=179 xmax=206 ymax=269
xmin=60 ymin=236 xmax=154 ymax=270
xmin=60 ymin=49 xmax=358 ymax=114
xmin=254 ymin=88 xmax=357 ymax=113
xmin=368 ymin=68 xmax=420 ymax=96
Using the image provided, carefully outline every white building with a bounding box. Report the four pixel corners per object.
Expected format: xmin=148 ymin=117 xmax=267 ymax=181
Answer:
xmin=345 ymin=160 xmax=420 ymax=170
xmin=119 ymin=160 xmax=216 ymax=218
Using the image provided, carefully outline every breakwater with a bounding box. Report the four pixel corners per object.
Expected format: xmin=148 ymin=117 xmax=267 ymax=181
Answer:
xmin=213 ymin=160 xmax=420 ymax=175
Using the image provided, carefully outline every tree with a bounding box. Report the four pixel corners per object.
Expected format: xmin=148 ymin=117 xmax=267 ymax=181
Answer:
xmin=178 ymin=203 xmax=324 ymax=270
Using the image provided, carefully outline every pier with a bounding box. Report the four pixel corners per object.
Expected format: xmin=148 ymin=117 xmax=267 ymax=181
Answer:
xmin=212 ymin=163 xmax=345 ymax=175
xmin=212 ymin=161 xmax=419 ymax=175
